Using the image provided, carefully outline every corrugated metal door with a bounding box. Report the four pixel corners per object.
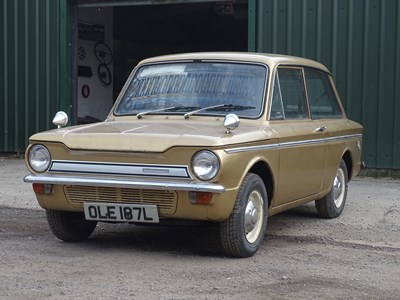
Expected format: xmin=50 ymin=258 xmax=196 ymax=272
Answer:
xmin=249 ymin=0 xmax=400 ymax=169
xmin=0 ymin=0 xmax=70 ymax=153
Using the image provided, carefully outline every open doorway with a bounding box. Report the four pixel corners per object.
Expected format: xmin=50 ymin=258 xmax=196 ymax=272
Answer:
xmin=76 ymin=1 xmax=248 ymax=124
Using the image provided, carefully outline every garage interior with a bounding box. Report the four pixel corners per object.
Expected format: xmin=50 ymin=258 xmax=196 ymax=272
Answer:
xmin=76 ymin=1 xmax=248 ymax=123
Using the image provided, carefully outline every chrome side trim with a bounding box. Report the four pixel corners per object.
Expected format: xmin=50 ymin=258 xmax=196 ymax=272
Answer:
xmin=50 ymin=160 xmax=190 ymax=178
xmin=326 ymin=134 xmax=362 ymax=142
xmin=24 ymin=174 xmax=225 ymax=193
xmin=224 ymin=144 xmax=279 ymax=154
xmin=279 ymin=138 xmax=324 ymax=148
xmin=224 ymin=134 xmax=362 ymax=154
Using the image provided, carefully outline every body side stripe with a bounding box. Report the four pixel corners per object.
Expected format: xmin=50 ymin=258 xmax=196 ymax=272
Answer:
xmin=224 ymin=134 xmax=362 ymax=154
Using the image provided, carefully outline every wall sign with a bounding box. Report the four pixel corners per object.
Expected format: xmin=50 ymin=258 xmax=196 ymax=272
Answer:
xmin=78 ymin=22 xmax=105 ymax=42
xmin=81 ymin=84 xmax=90 ymax=99
xmin=78 ymin=46 xmax=87 ymax=61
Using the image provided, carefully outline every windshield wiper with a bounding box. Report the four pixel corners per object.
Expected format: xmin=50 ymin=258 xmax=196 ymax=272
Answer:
xmin=184 ymin=104 xmax=226 ymax=119
xmin=183 ymin=104 xmax=256 ymax=119
xmin=173 ymin=106 xmax=200 ymax=111
xmin=137 ymin=107 xmax=176 ymax=119
xmin=207 ymin=104 xmax=256 ymax=111
xmin=137 ymin=104 xmax=255 ymax=119
xmin=136 ymin=106 xmax=200 ymax=119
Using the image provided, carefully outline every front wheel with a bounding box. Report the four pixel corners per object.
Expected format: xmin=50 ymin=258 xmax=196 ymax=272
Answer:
xmin=46 ymin=210 xmax=97 ymax=242
xmin=220 ymin=173 xmax=268 ymax=258
xmin=315 ymin=159 xmax=349 ymax=218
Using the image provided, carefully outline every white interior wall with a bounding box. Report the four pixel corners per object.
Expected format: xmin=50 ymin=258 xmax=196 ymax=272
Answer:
xmin=77 ymin=7 xmax=113 ymax=121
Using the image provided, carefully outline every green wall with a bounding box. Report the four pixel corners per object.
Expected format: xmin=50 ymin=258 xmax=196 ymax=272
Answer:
xmin=0 ymin=0 xmax=71 ymax=153
xmin=249 ymin=0 xmax=400 ymax=169
xmin=1 ymin=0 xmax=400 ymax=170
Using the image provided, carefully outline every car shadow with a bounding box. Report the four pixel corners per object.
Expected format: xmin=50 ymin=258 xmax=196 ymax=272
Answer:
xmin=87 ymin=221 xmax=226 ymax=257
xmin=81 ymin=203 xmax=321 ymax=257
xmin=267 ymin=203 xmax=323 ymax=232
xmin=274 ymin=203 xmax=319 ymax=219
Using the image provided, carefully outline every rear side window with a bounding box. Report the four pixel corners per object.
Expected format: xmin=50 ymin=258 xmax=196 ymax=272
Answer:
xmin=273 ymin=68 xmax=309 ymax=119
xmin=270 ymin=73 xmax=285 ymax=120
xmin=305 ymin=69 xmax=342 ymax=119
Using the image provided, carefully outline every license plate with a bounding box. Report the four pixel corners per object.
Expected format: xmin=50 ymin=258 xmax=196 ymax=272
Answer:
xmin=84 ymin=203 xmax=159 ymax=223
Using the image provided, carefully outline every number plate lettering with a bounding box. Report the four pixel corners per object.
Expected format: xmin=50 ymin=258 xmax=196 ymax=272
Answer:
xmin=84 ymin=203 xmax=159 ymax=223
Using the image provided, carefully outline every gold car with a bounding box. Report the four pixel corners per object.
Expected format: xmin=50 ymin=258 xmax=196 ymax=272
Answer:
xmin=24 ymin=52 xmax=362 ymax=257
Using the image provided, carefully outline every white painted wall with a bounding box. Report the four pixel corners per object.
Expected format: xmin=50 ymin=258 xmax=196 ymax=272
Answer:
xmin=77 ymin=7 xmax=113 ymax=121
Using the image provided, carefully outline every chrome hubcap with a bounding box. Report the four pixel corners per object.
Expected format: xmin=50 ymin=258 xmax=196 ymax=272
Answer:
xmin=333 ymin=168 xmax=345 ymax=208
xmin=244 ymin=190 xmax=264 ymax=244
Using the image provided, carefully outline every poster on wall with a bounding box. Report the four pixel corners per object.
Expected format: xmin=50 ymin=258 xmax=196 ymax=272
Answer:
xmin=78 ymin=22 xmax=105 ymax=42
xmin=77 ymin=39 xmax=113 ymax=122
xmin=81 ymin=84 xmax=90 ymax=99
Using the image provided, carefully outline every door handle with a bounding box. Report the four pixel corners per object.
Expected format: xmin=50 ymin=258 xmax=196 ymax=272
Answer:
xmin=314 ymin=126 xmax=326 ymax=132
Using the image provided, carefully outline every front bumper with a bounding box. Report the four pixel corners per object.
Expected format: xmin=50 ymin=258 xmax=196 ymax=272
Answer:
xmin=23 ymin=173 xmax=226 ymax=193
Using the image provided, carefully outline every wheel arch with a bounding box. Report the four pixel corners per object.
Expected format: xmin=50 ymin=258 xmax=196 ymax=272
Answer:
xmin=248 ymin=160 xmax=275 ymax=208
xmin=342 ymin=150 xmax=353 ymax=181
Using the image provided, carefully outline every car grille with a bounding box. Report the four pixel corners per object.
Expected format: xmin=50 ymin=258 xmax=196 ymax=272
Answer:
xmin=64 ymin=185 xmax=177 ymax=215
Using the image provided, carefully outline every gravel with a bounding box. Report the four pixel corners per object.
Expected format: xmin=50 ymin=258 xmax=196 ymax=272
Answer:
xmin=1 ymin=158 xmax=399 ymax=299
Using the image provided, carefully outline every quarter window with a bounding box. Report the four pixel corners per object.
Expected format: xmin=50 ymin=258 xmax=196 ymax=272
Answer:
xmin=270 ymin=73 xmax=285 ymax=120
xmin=305 ymin=69 xmax=342 ymax=119
xmin=275 ymin=68 xmax=309 ymax=119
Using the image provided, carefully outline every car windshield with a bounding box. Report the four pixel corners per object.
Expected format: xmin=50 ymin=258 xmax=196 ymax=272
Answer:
xmin=115 ymin=62 xmax=268 ymax=118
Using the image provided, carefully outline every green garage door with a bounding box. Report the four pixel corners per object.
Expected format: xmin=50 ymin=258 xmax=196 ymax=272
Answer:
xmin=249 ymin=0 xmax=400 ymax=170
xmin=0 ymin=0 xmax=71 ymax=153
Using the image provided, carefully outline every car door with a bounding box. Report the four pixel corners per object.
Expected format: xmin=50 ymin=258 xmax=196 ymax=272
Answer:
xmin=304 ymin=68 xmax=347 ymax=183
xmin=269 ymin=67 xmax=326 ymax=206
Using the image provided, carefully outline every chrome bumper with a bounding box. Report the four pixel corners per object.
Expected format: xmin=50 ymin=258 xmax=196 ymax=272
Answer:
xmin=24 ymin=173 xmax=225 ymax=193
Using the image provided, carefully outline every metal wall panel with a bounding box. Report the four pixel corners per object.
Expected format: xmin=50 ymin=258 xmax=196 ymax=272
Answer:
xmin=77 ymin=0 xmax=232 ymax=7
xmin=2 ymin=0 xmax=399 ymax=170
xmin=0 ymin=0 xmax=60 ymax=153
xmin=249 ymin=0 xmax=400 ymax=169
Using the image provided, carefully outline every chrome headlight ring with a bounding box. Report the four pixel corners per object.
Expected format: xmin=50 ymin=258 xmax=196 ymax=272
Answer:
xmin=28 ymin=144 xmax=51 ymax=173
xmin=191 ymin=150 xmax=220 ymax=181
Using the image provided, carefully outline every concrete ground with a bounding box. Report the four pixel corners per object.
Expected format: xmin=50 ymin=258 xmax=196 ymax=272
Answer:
xmin=1 ymin=157 xmax=399 ymax=299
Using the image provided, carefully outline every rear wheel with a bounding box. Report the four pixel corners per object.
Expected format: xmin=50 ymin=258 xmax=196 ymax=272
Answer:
xmin=315 ymin=159 xmax=348 ymax=218
xmin=46 ymin=210 xmax=97 ymax=242
xmin=220 ymin=173 xmax=268 ymax=258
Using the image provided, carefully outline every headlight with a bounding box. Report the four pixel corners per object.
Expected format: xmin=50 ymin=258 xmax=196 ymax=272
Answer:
xmin=28 ymin=144 xmax=51 ymax=173
xmin=191 ymin=150 xmax=220 ymax=181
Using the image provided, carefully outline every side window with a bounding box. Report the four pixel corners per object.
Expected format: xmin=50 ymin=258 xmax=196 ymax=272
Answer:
xmin=305 ymin=69 xmax=342 ymax=119
xmin=277 ymin=68 xmax=309 ymax=119
xmin=270 ymin=73 xmax=285 ymax=120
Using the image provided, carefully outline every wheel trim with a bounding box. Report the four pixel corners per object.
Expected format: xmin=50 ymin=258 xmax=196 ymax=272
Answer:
xmin=333 ymin=168 xmax=345 ymax=208
xmin=244 ymin=190 xmax=264 ymax=244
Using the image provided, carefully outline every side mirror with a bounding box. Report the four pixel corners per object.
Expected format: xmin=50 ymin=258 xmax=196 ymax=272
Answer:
xmin=223 ymin=113 xmax=239 ymax=134
xmin=53 ymin=111 xmax=69 ymax=128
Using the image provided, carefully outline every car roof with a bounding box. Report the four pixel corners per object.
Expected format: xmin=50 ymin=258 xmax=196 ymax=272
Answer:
xmin=139 ymin=52 xmax=330 ymax=74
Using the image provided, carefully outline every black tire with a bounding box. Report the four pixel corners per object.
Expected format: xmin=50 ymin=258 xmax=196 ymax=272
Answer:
xmin=46 ymin=210 xmax=97 ymax=242
xmin=220 ymin=173 xmax=268 ymax=258
xmin=315 ymin=159 xmax=348 ymax=219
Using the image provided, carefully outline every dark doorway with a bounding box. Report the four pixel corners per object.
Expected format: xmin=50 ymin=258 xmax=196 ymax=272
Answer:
xmin=76 ymin=1 xmax=248 ymax=122
xmin=113 ymin=2 xmax=248 ymax=99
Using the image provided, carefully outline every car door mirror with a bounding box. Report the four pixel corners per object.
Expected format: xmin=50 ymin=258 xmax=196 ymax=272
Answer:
xmin=53 ymin=111 xmax=69 ymax=128
xmin=224 ymin=113 xmax=240 ymax=134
